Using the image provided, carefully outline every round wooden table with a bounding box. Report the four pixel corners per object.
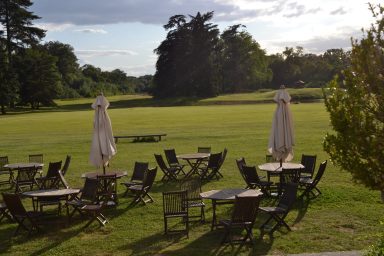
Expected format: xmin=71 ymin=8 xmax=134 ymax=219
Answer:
xmin=81 ymin=171 xmax=127 ymax=179
xmin=22 ymin=188 xmax=80 ymax=211
xmin=177 ymin=153 xmax=210 ymax=179
xmin=200 ymin=188 xmax=263 ymax=230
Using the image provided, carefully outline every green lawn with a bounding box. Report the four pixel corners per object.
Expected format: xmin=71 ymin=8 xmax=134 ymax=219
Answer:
xmin=0 ymin=92 xmax=382 ymax=255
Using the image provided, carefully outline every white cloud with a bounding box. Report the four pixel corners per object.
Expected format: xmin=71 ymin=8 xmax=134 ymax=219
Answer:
xmin=74 ymin=28 xmax=107 ymax=34
xmin=35 ymin=22 xmax=73 ymax=31
xmin=75 ymin=49 xmax=138 ymax=57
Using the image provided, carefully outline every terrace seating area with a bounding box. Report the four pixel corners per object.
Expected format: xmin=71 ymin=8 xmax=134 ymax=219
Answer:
xmin=0 ymin=149 xmax=328 ymax=252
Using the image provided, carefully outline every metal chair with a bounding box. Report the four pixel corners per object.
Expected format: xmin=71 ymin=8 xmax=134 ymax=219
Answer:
xmin=219 ymin=195 xmax=261 ymax=245
xmin=162 ymin=190 xmax=189 ymax=237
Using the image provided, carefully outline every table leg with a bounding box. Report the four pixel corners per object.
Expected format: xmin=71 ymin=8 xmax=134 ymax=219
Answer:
xmin=211 ymin=199 xmax=216 ymax=231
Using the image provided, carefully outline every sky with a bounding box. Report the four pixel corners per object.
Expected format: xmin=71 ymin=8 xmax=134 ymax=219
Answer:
xmin=30 ymin=0 xmax=380 ymax=77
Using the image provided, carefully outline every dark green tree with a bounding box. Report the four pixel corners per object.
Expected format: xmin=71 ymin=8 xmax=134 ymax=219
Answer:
xmin=0 ymin=0 xmax=45 ymax=113
xmin=220 ymin=24 xmax=271 ymax=93
xmin=15 ymin=47 xmax=62 ymax=109
xmin=323 ymin=3 xmax=384 ymax=199
xmin=153 ymin=12 xmax=220 ymax=98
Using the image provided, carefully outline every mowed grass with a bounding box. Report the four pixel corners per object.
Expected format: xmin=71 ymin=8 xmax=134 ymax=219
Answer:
xmin=0 ymin=93 xmax=382 ymax=255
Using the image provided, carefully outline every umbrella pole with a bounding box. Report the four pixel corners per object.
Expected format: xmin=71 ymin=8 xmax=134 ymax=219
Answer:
xmin=280 ymin=159 xmax=283 ymax=167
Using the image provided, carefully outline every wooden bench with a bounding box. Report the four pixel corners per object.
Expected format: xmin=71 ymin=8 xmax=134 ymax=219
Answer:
xmin=114 ymin=134 xmax=167 ymax=143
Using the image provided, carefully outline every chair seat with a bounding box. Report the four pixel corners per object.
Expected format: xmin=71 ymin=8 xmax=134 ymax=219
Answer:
xmin=81 ymin=204 xmax=102 ymax=211
xmin=0 ymin=203 xmax=6 ymax=209
xmin=165 ymin=212 xmax=188 ymax=218
xmin=187 ymin=201 xmax=205 ymax=208
xmin=67 ymin=200 xmax=92 ymax=207
xmin=299 ymin=177 xmax=313 ymax=184
xmin=121 ymin=181 xmax=142 ymax=187
xmin=259 ymin=206 xmax=286 ymax=214
xmin=128 ymin=185 xmax=143 ymax=191
xmin=219 ymin=219 xmax=253 ymax=227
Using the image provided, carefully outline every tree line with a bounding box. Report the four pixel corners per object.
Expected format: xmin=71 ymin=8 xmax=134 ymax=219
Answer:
xmin=153 ymin=11 xmax=350 ymax=98
xmin=0 ymin=1 xmax=351 ymax=113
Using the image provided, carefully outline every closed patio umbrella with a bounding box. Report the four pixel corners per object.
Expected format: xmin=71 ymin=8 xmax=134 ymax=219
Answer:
xmin=89 ymin=94 xmax=117 ymax=174
xmin=267 ymin=85 xmax=295 ymax=164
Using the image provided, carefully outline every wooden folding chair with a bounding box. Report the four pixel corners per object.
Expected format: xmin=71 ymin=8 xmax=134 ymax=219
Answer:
xmin=0 ymin=202 xmax=12 ymax=223
xmin=121 ymin=161 xmax=148 ymax=196
xmin=219 ymin=195 xmax=261 ymax=245
xmin=14 ymin=166 xmax=39 ymax=193
xmin=155 ymin=154 xmax=178 ymax=182
xmin=66 ymin=178 xmax=98 ymax=222
xmin=164 ymin=149 xmax=185 ymax=175
xmin=300 ymin=160 xmax=327 ymax=199
xmin=259 ymin=183 xmax=298 ymax=236
xmin=2 ymin=193 xmax=42 ymax=236
xmin=163 ymin=190 xmax=189 ymax=237
xmin=128 ymin=167 xmax=157 ymax=206
xmin=180 ymin=178 xmax=205 ymax=223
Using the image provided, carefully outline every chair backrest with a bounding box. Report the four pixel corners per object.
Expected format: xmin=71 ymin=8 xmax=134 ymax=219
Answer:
xmin=131 ymin=161 xmax=149 ymax=181
xmin=142 ymin=167 xmax=157 ymax=190
xmin=163 ymin=190 xmax=187 ymax=215
xmin=164 ymin=149 xmax=179 ymax=165
xmin=207 ymin=152 xmax=222 ymax=169
xmin=154 ymin=154 xmax=169 ymax=172
xmin=231 ymin=195 xmax=261 ymax=224
xmin=242 ymin=165 xmax=261 ymax=184
xmin=46 ymin=161 xmax=62 ymax=178
xmin=29 ymin=154 xmax=43 ymax=163
xmin=81 ymin=178 xmax=99 ymax=202
xmin=197 ymin=147 xmax=211 ymax=153
xmin=236 ymin=157 xmax=247 ymax=180
xmin=16 ymin=166 xmax=38 ymax=184
xmin=219 ymin=148 xmax=228 ymax=167
xmin=61 ymin=155 xmax=71 ymax=176
xmin=0 ymin=156 xmax=9 ymax=171
xmin=2 ymin=193 xmax=27 ymax=217
xmin=180 ymin=178 xmax=202 ymax=201
xmin=265 ymin=154 xmax=274 ymax=163
xmin=300 ymin=154 xmax=317 ymax=177
xmin=311 ymin=160 xmax=327 ymax=187
xmin=277 ymin=182 xmax=298 ymax=210
xmin=58 ymin=170 xmax=70 ymax=189
xmin=280 ymin=168 xmax=300 ymax=185
xmin=96 ymin=174 xmax=117 ymax=195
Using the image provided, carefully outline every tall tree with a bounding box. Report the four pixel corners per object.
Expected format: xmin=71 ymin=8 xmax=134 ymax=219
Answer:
xmin=15 ymin=47 xmax=62 ymax=109
xmin=153 ymin=12 xmax=220 ymax=98
xmin=323 ymin=3 xmax=384 ymax=199
xmin=220 ymin=24 xmax=271 ymax=93
xmin=0 ymin=0 xmax=45 ymax=113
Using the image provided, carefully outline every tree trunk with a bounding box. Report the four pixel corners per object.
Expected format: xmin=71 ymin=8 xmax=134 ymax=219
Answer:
xmin=381 ymin=190 xmax=384 ymax=203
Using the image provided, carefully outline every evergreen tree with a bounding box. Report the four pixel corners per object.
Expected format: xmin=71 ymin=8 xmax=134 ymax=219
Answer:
xmin=0 ymin=0 xmax=45 ymax=113
xmin=323 ymin=3 xmax=384 ymax=199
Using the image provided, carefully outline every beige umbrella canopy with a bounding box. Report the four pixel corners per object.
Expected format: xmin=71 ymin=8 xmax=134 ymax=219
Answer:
xmin=89 ymin=94 xmax=117 ymax=173
xmin=268 ymin=86 xmax=295 ymax=164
